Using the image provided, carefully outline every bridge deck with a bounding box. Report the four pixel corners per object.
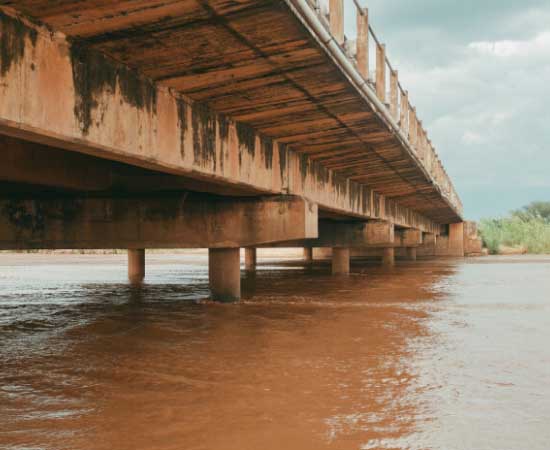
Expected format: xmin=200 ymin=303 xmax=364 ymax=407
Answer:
xmin=0 ymin=0 xmax=461 ymax=229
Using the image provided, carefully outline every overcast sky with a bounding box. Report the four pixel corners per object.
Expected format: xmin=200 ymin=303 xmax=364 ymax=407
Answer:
xmin=342 ymin=0 xmax=550 ymax=219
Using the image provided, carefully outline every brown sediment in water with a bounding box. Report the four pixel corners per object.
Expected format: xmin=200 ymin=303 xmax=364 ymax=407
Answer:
xmin=1 ymin=254 xmax=550 ymax=449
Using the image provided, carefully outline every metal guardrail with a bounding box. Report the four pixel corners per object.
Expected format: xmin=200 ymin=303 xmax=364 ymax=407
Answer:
xmin=303 ymin=0 xmax=463 ymax=215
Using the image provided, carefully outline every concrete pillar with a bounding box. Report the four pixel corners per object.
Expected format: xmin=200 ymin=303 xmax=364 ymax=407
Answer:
xmin=406 ymin=247 xmax=417 ymax=261
xmin=449 ymin=222 xmax=465 ymax=257
xmin=128 ymin=249 xmax=145 ymax=284
xmin=382 ymin=247 xmax=395 ymax=266
xmin=332 ymin=248 xmax=350 ymax=275
xmin=209 ymin=248 xmax=241 ymax=302
xmin=244 ymin=247 xmax=257 ymax=271
xmin=303 ymin=247 xmax=313 ymax=263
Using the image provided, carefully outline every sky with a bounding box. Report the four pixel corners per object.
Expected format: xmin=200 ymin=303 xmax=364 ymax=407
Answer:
xmin=341 ymin=0 xmax=550 ymax=219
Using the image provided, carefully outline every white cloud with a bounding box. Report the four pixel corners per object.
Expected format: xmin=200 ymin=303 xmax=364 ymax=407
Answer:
xmin=468 ymin=32 xmax=550 ymax=58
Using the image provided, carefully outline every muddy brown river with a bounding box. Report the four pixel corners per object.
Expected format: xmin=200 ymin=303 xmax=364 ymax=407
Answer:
xmin=1 ymin=253 xmax=549 ymax=449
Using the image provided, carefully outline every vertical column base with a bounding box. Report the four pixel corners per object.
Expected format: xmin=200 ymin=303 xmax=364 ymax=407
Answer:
xmin=244 ymin=247 xmax=257 ymax=272
xmin=209 ymin=248 xmax=241 ymax=302
xmin=406 ymin=247 xmax=417 ymax=261
xmin=128 ymin=249 xmax=145 ymax=284
xmin=382 ymin=247 xmax=395 ymax=266
xmin=303 ymin=247 xmax=313 ymax=264
xmin=332 ymin=248 xmax=350 ymax=275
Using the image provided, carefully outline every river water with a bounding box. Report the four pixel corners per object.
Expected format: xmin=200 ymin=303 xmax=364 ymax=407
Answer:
xmin=1 ymin=253 xmax=549 ymax=450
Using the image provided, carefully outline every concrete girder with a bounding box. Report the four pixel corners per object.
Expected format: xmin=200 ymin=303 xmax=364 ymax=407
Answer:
xmin=0 ymin=194 xmax=318 ymax=250
xmin=0 ymin=8 xmax=440 ymax=234
xmin=258 ymin=220 xmax=395 ymax=249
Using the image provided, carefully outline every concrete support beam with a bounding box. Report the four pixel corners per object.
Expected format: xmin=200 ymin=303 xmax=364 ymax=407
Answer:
xmin=244 ymin=248 xmax=257 ymax=271
xmin=319 ymin=220 xmax=394 ymax=247
xmin=0 ymin=194 xmax=318 ymax=250
xmin=398 ymin=229 xmax=423 ymax=247
xmin=382 ymin=247 xmax=395 ymax=266
xmin=209 ymin=248 xmax=240 ymax=302
xmin=332 ymin=248 xmax=350 ymax=275
xmin=257 ymin=220 xmax=395 ymax=249
xmin=128 ymin=249 xmax=145 ymax=284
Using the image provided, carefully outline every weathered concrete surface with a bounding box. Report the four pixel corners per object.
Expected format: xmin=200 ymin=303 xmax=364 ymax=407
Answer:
xmin=259 ymin=219 xmax=395 ymax=248
xmin=0 ymin=194 xmax=317 ymax=250
xmin=0 ymin=5 xmax=454 ymax=233
xmin=209 ymin=248 xmax=240 ymax=302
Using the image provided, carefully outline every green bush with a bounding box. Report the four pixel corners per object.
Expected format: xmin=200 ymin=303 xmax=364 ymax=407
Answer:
xmin=479 ymin=215 xmax=550 ymax=254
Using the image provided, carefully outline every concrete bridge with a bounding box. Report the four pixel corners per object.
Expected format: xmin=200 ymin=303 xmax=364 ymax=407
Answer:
xmin=0 ymin=0 xmax=480 ymax=301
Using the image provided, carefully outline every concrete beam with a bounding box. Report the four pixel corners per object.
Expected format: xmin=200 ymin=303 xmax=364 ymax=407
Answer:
xmin=396 ymin=229 xmax=423 ymax=247
xmin=0 ymin=194 xmax=318 ymax=250
xmin=262 ymin=220 xmax=394 ymax=248
xmin=0 ymin=8 xmax=440 ymax=233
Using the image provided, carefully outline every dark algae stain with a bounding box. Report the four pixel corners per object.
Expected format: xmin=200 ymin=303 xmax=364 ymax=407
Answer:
xmin=218 ymin=115 xmax=230 ymax=173
xmin=0 ymin=10 xmax=38 ymax=77
xmin=176 ymin=97 xmax=187 ymax=159
xmin=236 ymin=122 xmax=256 ymax=165
xmin=278 ymin=143 xmax=288 ymax=182
xmin=218 ymin=114 xmax=230 ymax=142
xmin=299 ymin=154 xmax=309 ymax=184
xmin=260 ymin=136 xmax=273 ymax=170
xmin=191 ymin=102 xmax=216 ymax=170
xmin=69 ymin=42 xmax=157 ymax=134
xmin=3 ymin=200 xmax=45 ymax=235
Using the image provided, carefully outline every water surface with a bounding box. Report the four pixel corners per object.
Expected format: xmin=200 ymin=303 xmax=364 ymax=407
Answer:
xmin=1 ymin=253 xmax=549 ymax=449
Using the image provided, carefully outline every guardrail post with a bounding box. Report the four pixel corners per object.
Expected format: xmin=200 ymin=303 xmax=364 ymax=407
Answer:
xmin=329 ymin=0 xmax=344 ymax=45
xmin=390 ymin=70 xmax=398 ymax=120
xmin=409 ymin=107 xmax=417 ymax=146
xmin=376 ymin=43 xmax=386 ymax=101
xmin=356 ymin=7 xmax=369 ymax=79
xmin=400 ymin=90 xmax=409 ymax=130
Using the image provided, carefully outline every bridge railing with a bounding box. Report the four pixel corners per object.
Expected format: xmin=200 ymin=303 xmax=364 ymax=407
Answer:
xmin=305 ymin=0 xmax=463 ymax=216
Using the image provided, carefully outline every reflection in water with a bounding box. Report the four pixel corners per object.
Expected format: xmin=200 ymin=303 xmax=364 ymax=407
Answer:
xmin=1 ymin=254 xmax=550 ymax=449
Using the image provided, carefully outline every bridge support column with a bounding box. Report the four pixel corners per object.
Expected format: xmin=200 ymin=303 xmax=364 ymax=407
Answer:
xmin=449 ymin=223 xmax=465 ymax=257
xmin=406 ymin=247 xmax=417 ymax=261
xmin=303 ymin=247 xmax=313 ymax=264
xmin=209 ymin=248 xmax=241 ymax=302
xmin=128 ymin=249 xmax=145 ymax=284
xmin=244 ymin=248 xmax=257 ymax=272
xmin=382 ymin=248 xmax=395 ymax=266
xmin=332 ymin=248 xmax=350 ymax=275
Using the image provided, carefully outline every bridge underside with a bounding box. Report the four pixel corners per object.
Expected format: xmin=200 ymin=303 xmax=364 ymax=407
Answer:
xmin=0 ymin=2 xmax=473 ymax=301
